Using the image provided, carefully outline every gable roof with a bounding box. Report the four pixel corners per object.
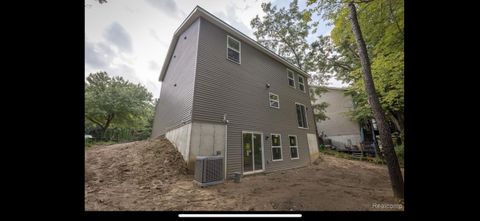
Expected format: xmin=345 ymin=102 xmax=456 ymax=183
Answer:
xmin=159 ymin=6 xmax=310 ymax=82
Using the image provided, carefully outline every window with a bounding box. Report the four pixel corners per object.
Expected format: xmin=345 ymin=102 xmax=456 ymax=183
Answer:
xmin=271 ymin=134 xmax=283 ymax=161
xmin=295 ymin=103 xmax=308 ymax=129
xmin=227 ymin=36 xmax=241 ymax=63
xmin=287 ymin=69 xmax=295 ymax=88
xmin=269 ymin=92 xmax=280 ymax=109
xmin=289 ymin=135 xmax=299 ymax=159
xmin=298 ymin=75 xmax=305 ymax=92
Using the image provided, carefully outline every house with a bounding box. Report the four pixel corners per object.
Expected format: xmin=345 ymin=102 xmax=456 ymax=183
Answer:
xmin=151 ymin=6 xmax=319 ymax=178
xmin=312 ymin=86 xmax=361 ymax=150
xmin=312 ymin=86 xmax=367 ymax=150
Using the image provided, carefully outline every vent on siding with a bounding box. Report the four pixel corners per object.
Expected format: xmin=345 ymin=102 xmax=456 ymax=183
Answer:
xmin=194 ymin=156 xmax=224 ymax=187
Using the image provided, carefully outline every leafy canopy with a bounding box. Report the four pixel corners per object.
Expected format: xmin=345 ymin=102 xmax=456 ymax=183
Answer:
xmin=85 ymin=71 xmax=153 ymax=131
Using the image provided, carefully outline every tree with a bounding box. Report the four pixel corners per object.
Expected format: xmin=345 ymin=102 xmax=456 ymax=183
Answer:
xmin=85 ymin=72 xmax=153 ymax=136
xmin=251 ymin=0 xmax=330 ymax=147
xmin=321 ymin=0 xmax=404 ymax=142
xmin=307 ymin=0 xmax=404 ymax=199
xmin=310 ymin=86 xmax=329 ymax=122
xmin=251 ymin=0 xmax=317 ymax=72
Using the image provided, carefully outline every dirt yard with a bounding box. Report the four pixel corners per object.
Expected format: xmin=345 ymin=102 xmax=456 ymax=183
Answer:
xmin=85 ymin=137 xmax=404 ymax=211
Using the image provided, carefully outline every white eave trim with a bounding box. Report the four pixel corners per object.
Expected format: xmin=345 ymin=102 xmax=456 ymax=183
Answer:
xmin=159 ymin=6 xmax=310 ymax=82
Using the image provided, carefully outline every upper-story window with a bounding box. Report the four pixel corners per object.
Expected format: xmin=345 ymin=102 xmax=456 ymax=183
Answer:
xmin=296 ymin=102 xmax=308 ymax=129
xmin=287 ymin=69 xmax=295 ymax=88
xmin=269 ymin=92 xmax=280 ymax=109
xmin=227 ymin=36 xmax=241 ymax=64
xmin=298 ymin=75 xmax=305 ymax=92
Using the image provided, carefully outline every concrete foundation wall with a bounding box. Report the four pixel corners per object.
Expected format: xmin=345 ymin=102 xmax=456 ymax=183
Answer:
xmin=307 ymin=133 xmax=319 ymax=162
xmin=189 ymin=122 xmax=226 ymax=171
xmin=165 ymin=123 xmax=192 ymax=163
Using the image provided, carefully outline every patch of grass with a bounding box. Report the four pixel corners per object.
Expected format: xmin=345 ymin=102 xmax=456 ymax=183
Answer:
xmin=320 ymin=149 xmax=388 ymax=165
xmin=85 ymin=140 xmax=117 ymax=148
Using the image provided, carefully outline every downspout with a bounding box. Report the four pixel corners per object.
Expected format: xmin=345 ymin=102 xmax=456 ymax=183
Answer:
xmin=223 ymin=114 xmax=229 ymax=179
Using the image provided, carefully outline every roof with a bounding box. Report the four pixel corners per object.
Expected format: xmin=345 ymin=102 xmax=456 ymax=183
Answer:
xmin=159 ymin=6 xmax=310 ymax=82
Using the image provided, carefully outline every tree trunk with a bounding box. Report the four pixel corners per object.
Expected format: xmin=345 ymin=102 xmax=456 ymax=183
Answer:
xmin=387 ymin=111 xmax=404 ymax=144
xmin=347 ymin=2 xmax=404 ymax=199
xmin=101 ymin=113 xmax=114 ymax=139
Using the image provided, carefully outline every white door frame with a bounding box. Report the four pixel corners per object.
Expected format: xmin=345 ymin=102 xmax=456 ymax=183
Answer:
xmin=241 ymin=131 xmax=265 ymax=175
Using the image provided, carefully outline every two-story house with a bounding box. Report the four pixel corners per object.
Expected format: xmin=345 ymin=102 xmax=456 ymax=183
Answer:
xmin=151 ymin=6 xmax=319 ymax=178
xmin=312 ymin=86 xmax=362 ymax=149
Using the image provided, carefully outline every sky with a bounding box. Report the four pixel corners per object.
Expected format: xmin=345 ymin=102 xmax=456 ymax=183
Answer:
xmin=85 ymin=0 xmax=347 ymax=98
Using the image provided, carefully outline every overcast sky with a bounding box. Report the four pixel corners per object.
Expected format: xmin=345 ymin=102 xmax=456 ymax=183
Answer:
xmin=85 ymin=0 xmax=346 ymax=98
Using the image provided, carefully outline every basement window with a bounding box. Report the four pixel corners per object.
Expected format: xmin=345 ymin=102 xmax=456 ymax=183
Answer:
xmin=269 ymin=92 xmax=280 ymax=109
xmin=296 ymin=103 xmax=308 ymax=129
xmin=227 ymin=36 xmax=241 ymax=64
xmin=289 ymin=135 xmax=299 ymax=160
xmin=298 ymin=75 xmax=305 ymax=92
xmin=271 ymin=134 xmax=283 ymax=161
xmin=287 ymin=69 xmax=295 ymax=88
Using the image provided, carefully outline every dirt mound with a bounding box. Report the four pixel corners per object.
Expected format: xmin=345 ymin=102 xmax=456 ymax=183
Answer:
xmin=85 ymin=137 xmax=188 ymax=210
xmin=86 ymin=139 xmax=403 ymax=211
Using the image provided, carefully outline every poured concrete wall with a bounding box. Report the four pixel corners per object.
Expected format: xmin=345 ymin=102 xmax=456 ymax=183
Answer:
xmin=165 ymin=123 xmax=192 ymax=163
xmin=189 ymin=122 xmax=226 ymax=171
xmin=307 ymin=133 xmax=319 ymax=162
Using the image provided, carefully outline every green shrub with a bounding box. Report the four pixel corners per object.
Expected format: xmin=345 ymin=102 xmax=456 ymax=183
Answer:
xmin=319 ymin=144 xmax=326 ymax=151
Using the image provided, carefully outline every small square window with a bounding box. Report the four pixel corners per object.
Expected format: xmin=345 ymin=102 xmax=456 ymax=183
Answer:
xmin=269 ymin=92 xmax=280 ymax=109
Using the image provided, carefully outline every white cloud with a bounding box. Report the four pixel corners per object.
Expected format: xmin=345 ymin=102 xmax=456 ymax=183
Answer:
xmin=103 ymin=22 xmax=133 ymax=53
xmin=85 ymin=0 xmax=334 ymax=98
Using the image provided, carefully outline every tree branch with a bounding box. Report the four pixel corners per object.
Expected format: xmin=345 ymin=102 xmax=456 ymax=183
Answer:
xmin=86 ymin=116 xmax=105 ymax=129
xmin=388 ymin=0 xmax=404 ymax=37
xmin=277 ymin=33 xmax=303 ymax=70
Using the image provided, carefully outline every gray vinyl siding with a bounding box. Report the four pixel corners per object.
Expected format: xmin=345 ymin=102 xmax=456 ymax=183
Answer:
xmin=151 ymin=18 xmax=200 ymax=138
xmin=193 ymin=18 xmax=317 ymax=176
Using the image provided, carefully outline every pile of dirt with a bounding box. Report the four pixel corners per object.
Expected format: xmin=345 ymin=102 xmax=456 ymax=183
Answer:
xmin=86 ymin=138 xmax=403 ymax=211
xmin=85 ymin=137 xmax=188 ymax=210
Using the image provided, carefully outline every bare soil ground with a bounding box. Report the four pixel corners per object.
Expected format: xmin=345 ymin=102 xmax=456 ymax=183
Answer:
xmin=85 ymin=137 xmax=404 ymax=211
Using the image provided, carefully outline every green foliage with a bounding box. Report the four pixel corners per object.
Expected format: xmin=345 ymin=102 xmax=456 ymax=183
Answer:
xmin=395 ymin=144 xmax=404 ymax=166
xmin=309 ymin=0 xmax=404 ymax=135
xmin=319 ymin=143 xmax=326 ymax=151
xmin=309 ymin=86 xmax=329 ymax=122
xmin=250 ymin=0 xmax=329 ymax=85
xmin=85 ymin=71 xmax=154 ymax=141
xmin=251 ymin=0 xmax=329 ymax=123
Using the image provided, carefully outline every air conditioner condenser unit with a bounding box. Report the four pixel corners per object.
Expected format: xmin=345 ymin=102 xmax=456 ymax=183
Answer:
xmin=193 ymin=156 xmax=224 ymax=187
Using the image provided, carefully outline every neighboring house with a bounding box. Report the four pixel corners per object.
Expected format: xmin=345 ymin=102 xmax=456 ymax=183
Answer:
xmin=151 ymin=6 xmax=319 ymax=178
xmin=312 ymin=86 xmax=362 ymax=150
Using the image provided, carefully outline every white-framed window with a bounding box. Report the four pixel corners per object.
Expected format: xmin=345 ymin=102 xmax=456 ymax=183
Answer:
xmin=287 ymin=69 xmax=295 ymax=88
xmin=271 ymin=133 xmax=283 ymax=161
xmin=288 ymin=135 xmax=299 ymax=160
xmin=227 ymin=35 xmax=241 ymax=64
xmin=269 ymin=92 xmax=280 ymax=109
xmin=295 ymin=102 xmax=308 ymax=129
xmin=298 ymin=75 xmax=305 ymax=92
